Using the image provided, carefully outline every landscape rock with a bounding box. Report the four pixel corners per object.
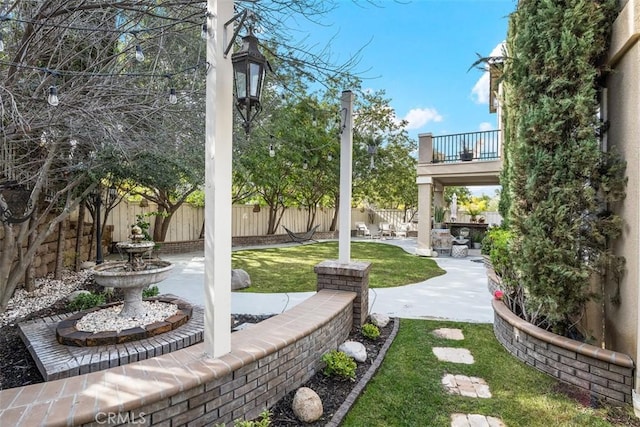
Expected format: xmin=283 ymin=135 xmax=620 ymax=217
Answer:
xmin=370 ymin=313 xmax=390 ymax=328
xmin=292 ymin=387 xmax=323 ymax=423
xmin=231 ymin=269 xmax=251 ymax=290
xmin=67 ymin=290 xmax=91 ymax=302
xmin=80 ymin=261 xmax=96 ymax=270
xmin=339 ymin=340 xmax=367 ymax=362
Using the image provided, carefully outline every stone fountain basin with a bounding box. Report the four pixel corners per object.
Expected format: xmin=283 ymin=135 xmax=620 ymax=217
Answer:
xmin=115 ymin=241 xmax=155 ymax=254
xmin=93 ymin=260 xmax=174 ymax=288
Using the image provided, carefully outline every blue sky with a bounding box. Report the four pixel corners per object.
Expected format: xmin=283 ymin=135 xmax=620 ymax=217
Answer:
xmin=292 ymin=0 xmax=516 ymax=141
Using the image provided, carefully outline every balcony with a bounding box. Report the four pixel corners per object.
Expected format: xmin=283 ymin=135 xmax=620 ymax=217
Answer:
xmin=417 ymin=130 xmax=503 ymax=186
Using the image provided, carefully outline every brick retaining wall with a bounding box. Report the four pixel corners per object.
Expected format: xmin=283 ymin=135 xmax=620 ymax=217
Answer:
xmin=0 ymin=290 xmax=356 ymax=426
xmin=152 ymin=231 xmax=340 ymax=254
xmin=492 ymin=299 xmax=634 ymax=404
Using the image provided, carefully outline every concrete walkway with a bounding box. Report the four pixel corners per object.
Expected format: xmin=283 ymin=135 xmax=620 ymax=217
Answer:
xmin=153 ymin=238 xmax=494 ymax=323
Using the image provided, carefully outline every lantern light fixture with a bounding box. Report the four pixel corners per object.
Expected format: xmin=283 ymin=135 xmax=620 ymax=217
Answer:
xmin=231 ymin=28 xmax=268 ymax=133
xmin=367 ymin=143 xmax=378 ymax=170
xmin=223 ymin=9 xmax=268 ymax=134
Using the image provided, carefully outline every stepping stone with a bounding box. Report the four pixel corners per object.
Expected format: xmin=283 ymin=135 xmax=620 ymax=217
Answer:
xmin=432 ymin=328 xmax=465 ymax=340
xmin=451 ymin=413 xmax=506 ymax=427
xmin=433 ymin=347 xmax=475 ymax=364
xmin=442 ymin=374 xmax=492 ymax=398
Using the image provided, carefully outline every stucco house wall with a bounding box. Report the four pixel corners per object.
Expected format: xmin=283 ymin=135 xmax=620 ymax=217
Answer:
xmin=603 ymin=0 xmax=640 ymax=406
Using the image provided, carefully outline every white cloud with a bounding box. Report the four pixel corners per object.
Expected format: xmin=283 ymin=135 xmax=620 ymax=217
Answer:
xmin=402 ymin=107 xmax=443 ymax=130
xmin=471 ymin=72 xmax=491 ymax=105
xmin=479 ymin=122 xmax=494 ymax=131
xmin=470 ymin=41 xmax=506 ymax=105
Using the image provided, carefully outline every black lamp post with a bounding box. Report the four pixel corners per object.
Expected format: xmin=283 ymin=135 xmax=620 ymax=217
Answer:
xmin=0 ymin=181 xmax=34 ymax=224
xmin=92 ymin=188 xmax=104 ymax=264
xmin=231 ymin=29 xmax=267 ymax=133
xmin=93 ymin=185 xmax=117 ymax=265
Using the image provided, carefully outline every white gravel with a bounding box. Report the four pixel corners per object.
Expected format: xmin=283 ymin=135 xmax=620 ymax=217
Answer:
xmin=75 ymin=301 xmax=179 ymax=333
xmin=0 ymin=270 xmax=93 ymax=327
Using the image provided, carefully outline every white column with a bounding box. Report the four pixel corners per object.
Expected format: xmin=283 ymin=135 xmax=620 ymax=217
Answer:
xmin=416 ymin=176 xmax=433 ymax=257
xmin=433 ymin=181 xmax=444 ymax=209
xmin=339 ymin=90 xmax=354 ymax=263
xmin=204 ymin=0 xmax=233 ymax=357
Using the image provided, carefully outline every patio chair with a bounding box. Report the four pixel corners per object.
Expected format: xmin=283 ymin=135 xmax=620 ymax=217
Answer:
xmin=394 ymin=223 xmax=409 ymax=239
xmin=379 ymin=222 xmax=393 ymax=238
xmin=355 ymin=222 xmax=372 ymax=238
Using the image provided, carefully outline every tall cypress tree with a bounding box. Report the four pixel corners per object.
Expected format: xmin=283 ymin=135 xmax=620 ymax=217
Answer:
xmin=501 ymin=0 xmax=625 ymax=334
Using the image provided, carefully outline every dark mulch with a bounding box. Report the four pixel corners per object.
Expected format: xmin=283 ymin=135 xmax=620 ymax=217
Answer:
xmin=0 ymin=277 xmax=392 ymax=427
xmin=267 ymin=320 xmax=393 ymax=426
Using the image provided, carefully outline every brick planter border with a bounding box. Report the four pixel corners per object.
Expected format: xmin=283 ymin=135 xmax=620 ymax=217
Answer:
xmin=0 ymin=289 xmax=356 ymax=426
xmin=492 ymin=299 xmax=634 ymax=404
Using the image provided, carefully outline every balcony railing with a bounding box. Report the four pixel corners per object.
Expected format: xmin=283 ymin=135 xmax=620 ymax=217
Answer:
xmin=432 ymin=130 xmax=501 ymax=163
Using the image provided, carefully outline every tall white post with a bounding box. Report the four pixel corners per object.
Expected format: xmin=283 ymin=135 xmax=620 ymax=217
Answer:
xmin=338 ymin=90 xmax=354 ymax=263
xmin=204 ymin=0 xmax=233 ymax=357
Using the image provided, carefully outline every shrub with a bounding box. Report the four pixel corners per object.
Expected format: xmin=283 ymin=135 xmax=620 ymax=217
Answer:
xmin=233 ymin=410 xmax=271 ymax=427
xmin=142 ymin=285 xmax=159 ymax=298
xmin=67 ymin=292 xmax=105 ymax=311
xmin=322 ymin=350 xmax=356 ymax=381
xmin=361 ymin=323 xmax=380 ymax=340
xmin=482 ymin=228 xmax=513 ymax=280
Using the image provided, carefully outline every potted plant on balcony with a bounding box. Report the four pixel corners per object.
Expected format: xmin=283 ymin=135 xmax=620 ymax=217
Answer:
xmin=459 ymin=146 xmax=473 ymax=161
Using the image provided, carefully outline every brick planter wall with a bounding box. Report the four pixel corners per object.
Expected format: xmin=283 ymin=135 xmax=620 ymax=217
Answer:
xmin=0 ymin=290 xmax=356 ymax=426
xmin=493 ymin=299 xmax=634 ymax=404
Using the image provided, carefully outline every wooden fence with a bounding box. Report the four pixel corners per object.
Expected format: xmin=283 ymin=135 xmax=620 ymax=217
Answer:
xmin=90 ymin=201 xmax=502 ymax=243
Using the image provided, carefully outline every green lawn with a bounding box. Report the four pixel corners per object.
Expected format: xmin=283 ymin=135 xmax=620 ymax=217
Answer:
xmin=343 ymin=319 xmax=635 ymax=427
xmin=231 ymin=241 xmax=445 ymax=293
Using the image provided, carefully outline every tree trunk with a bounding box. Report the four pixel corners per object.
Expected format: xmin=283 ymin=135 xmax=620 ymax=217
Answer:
xmin=24 ymin=214 xmax=37 ymax=291
xmin=153 ymin=209 xmax=164 ymax=242
xmin=1 ymin=211 xmax=69 ymax=312
xmin=157 ymin=212 xmax=175 ymax=242
xmin=329 ymin=194 xmax=339 ymax=231
xmin=267 ymin=205 xmax=278 ymax=234
xmin=306 ymin=205 xmax=317 ymax=231
xmin=74 ymin=202 xmax=86 ymax=271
